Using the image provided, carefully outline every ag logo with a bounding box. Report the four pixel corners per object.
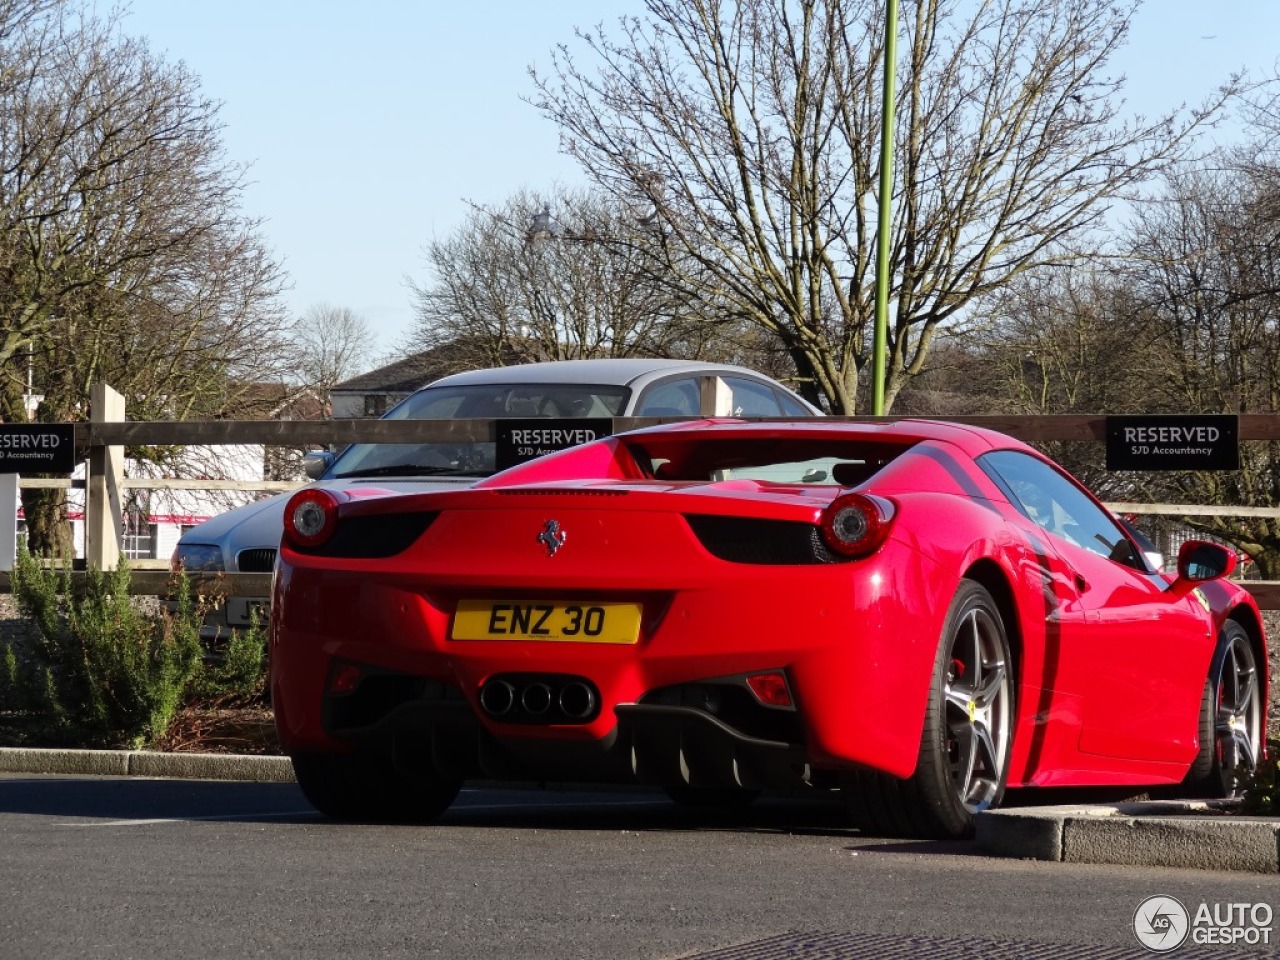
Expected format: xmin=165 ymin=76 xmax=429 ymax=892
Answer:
xmin=1134 ymin=895 xmax=1189 ymax=952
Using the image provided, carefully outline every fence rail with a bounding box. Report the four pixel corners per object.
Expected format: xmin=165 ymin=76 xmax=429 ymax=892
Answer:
xmin=3 ymin=565 xmax=1277 ymax=612
xmin=60 ymin=412 xmax=1280 ymax=446
xmin=6 ymin=386 xmax=1278 ymax=608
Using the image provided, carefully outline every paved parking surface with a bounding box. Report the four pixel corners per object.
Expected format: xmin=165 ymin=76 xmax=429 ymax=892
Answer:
xmin=1 ymin=774 xmax=1276 ymax=959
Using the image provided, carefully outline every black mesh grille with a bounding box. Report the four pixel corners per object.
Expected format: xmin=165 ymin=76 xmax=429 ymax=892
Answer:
xmin=686 ymin=931 xmax=1203 ymax=960
xmin=296 ymin=511 xmax=438 ymax=558
xmin=685 ymin=515 xmax=843 ymax=565
xmin=235 ymin=548 xmax=277 ymax=572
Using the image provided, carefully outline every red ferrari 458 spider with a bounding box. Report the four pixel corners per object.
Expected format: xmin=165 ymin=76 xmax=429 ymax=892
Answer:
xmin=270 ymin=419 xmax=1267 ymax=838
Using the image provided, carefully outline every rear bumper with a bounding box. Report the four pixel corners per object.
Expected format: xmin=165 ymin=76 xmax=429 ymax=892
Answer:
xmin=270 ymin=542 xmax=954 ymax=781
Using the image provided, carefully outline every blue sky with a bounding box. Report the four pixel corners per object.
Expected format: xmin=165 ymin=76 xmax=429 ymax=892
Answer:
xmin=122 ymin=1 xmax=1280 ymax=361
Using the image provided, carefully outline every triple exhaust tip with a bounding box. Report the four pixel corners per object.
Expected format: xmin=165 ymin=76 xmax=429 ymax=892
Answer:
xmin=479 ymin=678 xmax=597 ymax=720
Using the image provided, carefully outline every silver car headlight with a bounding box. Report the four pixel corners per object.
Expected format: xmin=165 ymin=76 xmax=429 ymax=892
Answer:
xmin=171 ymin=543 xmax=224 ymax=572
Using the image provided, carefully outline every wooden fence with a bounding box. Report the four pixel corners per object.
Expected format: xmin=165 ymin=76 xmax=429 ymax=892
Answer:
xmin=5 ymin=384 xmax=1279 ymax=608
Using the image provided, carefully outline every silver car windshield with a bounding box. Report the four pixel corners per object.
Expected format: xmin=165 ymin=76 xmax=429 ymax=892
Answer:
xmin=328 ymin=383 xmax=629 ymax=479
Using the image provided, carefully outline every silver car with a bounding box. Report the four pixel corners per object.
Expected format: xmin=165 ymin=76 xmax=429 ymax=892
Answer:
xmin=172 ymin=358 xmax=821 ymax=636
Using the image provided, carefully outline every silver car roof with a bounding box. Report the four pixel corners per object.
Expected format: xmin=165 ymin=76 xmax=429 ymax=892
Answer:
xmin=426 ymin=358 xmax=788 ymax=389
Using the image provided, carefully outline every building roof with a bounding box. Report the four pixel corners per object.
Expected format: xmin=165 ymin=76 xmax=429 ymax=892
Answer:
xmin=220 ymin=383 xmax=328 ymax=420
xmin=331 ymin=345 xmax=483 ymax=395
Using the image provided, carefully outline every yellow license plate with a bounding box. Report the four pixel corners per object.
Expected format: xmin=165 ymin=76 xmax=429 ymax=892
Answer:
xmin=451 ymin=600 xmax=642 ymax=644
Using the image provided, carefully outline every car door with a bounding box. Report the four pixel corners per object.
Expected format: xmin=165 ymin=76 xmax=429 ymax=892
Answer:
xmin=719 ymin=376 xmax=787 ymax=415
xmin=632 ymin=373 xmax=819 ymax=418
xmin=981 ymin=451 xmax=1212 ymax=763
xmin=631 ymin=377 xmax=702 ymax=416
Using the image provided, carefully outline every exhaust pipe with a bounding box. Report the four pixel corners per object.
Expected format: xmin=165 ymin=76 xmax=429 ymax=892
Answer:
xmin=479 ymin=675 xmax=600 ymax=723
xmin=479 ymin=679 xmax=516 ymax=717
xmin=559 ymin=681 xmax=597 ymax=720
xmin=520 ymin=682 xmax=553 ymax=716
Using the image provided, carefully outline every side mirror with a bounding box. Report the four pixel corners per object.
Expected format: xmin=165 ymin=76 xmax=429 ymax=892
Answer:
xmin=302 ymin=450 xmax=336 ymax=480
xmin=1176 ymin=540 xmax=1237 ymax=582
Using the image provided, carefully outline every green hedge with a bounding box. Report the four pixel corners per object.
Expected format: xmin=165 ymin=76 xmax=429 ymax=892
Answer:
xmin=0 ymin=551 xmax=267 ymax=750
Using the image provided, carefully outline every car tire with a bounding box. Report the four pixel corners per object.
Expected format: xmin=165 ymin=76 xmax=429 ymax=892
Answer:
xmin=291 ymin=752 xmax=461 ymax=823
xmin=1181 ymin=619 xmax=1262 ymax=798
xmin=844 ymin=580 xmax=1014 ymax=838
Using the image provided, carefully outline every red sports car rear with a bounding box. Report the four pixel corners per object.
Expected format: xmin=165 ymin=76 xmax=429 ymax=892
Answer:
xmin=271 ymin=419 xmax=1267 ymax=838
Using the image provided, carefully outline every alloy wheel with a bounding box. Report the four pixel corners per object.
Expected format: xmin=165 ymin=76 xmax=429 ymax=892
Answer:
xmin=942 ymin=606 xmax=1012 ymax=812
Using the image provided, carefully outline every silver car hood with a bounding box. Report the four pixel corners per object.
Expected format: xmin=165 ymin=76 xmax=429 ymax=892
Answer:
xmin=179 ymin=476 xmax=478 ymax=571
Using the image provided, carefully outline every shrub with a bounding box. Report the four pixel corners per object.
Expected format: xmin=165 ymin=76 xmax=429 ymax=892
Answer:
xmin=1240 ymin=740 xmax=1280 ymax=816
xmin=189 ymin=609 xmax=269 ymax=704
xmin=1 ymin=551 xmax=266 ymax=749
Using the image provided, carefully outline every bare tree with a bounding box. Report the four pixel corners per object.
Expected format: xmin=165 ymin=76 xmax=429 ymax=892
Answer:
xmin=292 ymin=303 xmax=373 ymax=396
xmin=963 ymin=160 xmax=1280 ymax=575
xmin=531 ymin=0 xmax=1230 ymax=412
xmin=0 ymin=0 xmax=290 ymax=554
xmin=975 ymin=269 xmax=1157 ymax=417
xmin=407 ymin=187 xmax=753 ymax=368
xmin=1114 ymin=165 xmax=1280 ymax=576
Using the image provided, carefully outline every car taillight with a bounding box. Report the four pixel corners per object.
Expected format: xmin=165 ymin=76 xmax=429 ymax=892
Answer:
xmin=820 ymin=492 xmax=893 ymax=558
xmin=284 ymin=489 xmax=341 ymax=549
xmin=327 ymin=661 xmax=364 ymax=696
xmin=745 ymin=672 xmax=793 ymax=708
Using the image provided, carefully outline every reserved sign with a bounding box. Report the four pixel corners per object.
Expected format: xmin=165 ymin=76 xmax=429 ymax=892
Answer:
xmin=494 ymin=418 xmax=613 ymax=470
xmin=0 ymin=423 xmax=76 ymax=474
xmin=1105 ymin=415 xmax=1238 ymax=471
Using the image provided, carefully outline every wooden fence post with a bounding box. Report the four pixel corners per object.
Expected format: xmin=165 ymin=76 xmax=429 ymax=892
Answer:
xmin=86 ymin=383 xmax=125 ymax=570
xmin=0 ymin=472 xmax=16 ymax=572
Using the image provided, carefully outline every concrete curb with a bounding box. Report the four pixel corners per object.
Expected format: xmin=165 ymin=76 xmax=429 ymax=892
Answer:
xmin=0 ymin=746 xmax=294 ymax=782
xmin=6 ymin=748 xmax=1277 ymax=873
xmin=0 ymin=748 xmax=646 ymax=793
xmin=977 ymin=800 xmax=1280 ymax=873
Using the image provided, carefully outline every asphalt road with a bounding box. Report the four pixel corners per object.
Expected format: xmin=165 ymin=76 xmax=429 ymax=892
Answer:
xmin=1 ymin=774 xmax=1277 ymax=960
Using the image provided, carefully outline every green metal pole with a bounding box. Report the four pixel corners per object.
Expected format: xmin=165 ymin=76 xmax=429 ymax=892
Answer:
xmin=872 ymin=0 xmax=898 ymax=416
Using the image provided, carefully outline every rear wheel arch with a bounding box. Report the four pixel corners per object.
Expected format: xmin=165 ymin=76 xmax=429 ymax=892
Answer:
xmin=1229 ymin=607 xmax=1267 ymax=689
xmin=844 ymin=574 xmax=1016 ymax=838
xmin=962 ymin=559 xmax=1022 ymax=686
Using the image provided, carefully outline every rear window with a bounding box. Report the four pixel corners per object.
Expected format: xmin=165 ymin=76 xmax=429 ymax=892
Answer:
xmin=392 ymin=383 xmax=627 ymax=419
xmin=327 ymin=383 xmax=629 ymax=480
xmin=626 ymin=437 xmax=915 ymax=486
